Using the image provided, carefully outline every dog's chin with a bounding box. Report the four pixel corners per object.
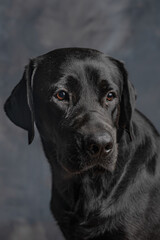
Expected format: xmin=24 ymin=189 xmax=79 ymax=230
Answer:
xmin=59 ymin=149 xmax=117 ymax=176
xmin=59 ymin=160 xmax=116 ymax=177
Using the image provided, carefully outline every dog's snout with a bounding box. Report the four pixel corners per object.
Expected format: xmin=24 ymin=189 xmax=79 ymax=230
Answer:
xmin=86 ymin=133 xmax=113 ymax=158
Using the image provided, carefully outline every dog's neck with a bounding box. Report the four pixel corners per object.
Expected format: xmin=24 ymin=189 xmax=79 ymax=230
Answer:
xmin=50 ymin=163 xmax=115 ymax=235
xmin=54 ymin=166 xmax=112 ymax=209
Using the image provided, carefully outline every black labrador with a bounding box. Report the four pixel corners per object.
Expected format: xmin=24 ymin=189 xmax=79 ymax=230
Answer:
xmin=4 ymin=48 xmax=160 ymax=240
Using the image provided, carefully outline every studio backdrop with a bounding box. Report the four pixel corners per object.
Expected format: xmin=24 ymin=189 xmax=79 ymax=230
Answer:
xmin=0 ymin=0 xmax=160 ymax=239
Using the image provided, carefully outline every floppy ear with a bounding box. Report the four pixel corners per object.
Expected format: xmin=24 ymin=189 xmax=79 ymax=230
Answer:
xmin=4 ymin=60 xmax=35 ymax=144
xmin=119 ymin=63 xmax=136 ymax=141
xmin=109 ymin=57 xmax=136 ymax=141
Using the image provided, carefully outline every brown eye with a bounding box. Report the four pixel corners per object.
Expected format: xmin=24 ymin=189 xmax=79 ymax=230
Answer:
xmin=56 ymin=90 xmax=69 ymax=101
xmin=106 ymin=91 xmax=116 ymax=101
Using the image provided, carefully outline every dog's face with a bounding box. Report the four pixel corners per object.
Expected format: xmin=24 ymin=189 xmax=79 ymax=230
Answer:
xmin=4 ymin=48 xmax=136 ymax=175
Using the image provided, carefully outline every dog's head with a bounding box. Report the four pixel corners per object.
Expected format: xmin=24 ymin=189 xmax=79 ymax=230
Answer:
xmin=4 ymin=48 xmax=136 ymax=174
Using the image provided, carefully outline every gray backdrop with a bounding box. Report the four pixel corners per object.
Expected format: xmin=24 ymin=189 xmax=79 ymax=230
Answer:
xmin=1 ymin=0 xmax=160 ymax=239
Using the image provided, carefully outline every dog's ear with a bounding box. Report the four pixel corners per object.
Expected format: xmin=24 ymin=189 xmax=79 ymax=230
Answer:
xmin=4 ymin=60 xmax=35 ymax=144
xmin=109 ymin=57 xmax=136 ymax=141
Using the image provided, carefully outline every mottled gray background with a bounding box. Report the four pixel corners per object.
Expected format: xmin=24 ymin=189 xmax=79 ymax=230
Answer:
xmin=1 ymin=0 xmax=160 ymax=239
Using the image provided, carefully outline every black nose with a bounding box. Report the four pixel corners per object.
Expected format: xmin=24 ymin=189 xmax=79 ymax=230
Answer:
xmin=86 ymin=133 xmax=113 ymax=158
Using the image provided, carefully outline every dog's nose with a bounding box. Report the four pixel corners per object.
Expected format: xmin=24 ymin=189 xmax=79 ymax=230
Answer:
xmin=86 ymin=133 xmax=113 ymax=158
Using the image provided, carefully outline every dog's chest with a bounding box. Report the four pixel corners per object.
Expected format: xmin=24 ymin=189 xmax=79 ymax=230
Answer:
xmin=67 ymin=175 xmax=125 ymax=239
xmin=74 ymin=175 xmax=109 ymax=228
xmin=79 ymin=176 xmax=105 ymax=218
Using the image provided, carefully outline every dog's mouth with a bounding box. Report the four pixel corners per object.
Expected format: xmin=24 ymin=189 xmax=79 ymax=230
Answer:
xmin=59 ymin=161 xmax=115 ymax=176
xmin=58 ymin=143 xmax=117 ymax=176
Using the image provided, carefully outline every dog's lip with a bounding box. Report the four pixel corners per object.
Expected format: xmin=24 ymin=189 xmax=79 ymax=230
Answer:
xmin=59 ymin=146 xmax=116 ymax=176
xmin=59 ymin=161 xmax=108 ymax=176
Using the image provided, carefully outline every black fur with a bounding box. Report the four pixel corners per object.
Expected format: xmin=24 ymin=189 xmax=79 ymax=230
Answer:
xmin=4 ymin=48 xmax=160 ymax=240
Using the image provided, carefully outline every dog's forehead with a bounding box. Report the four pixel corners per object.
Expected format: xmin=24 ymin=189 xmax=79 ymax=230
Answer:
xmin=62 ymin=58 xmax=120 ymax=84
xmin=34 ymin=48 xmax=121 ymax=88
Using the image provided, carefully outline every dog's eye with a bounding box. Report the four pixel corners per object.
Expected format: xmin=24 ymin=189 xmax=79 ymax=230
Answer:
xmin=56 ymin=90 xmax=69 ymax=101
xmin=106 ymin=91 xmax=116 ymax=101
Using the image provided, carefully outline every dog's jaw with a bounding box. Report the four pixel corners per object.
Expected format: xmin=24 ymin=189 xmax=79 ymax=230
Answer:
xmin=57 ymin=142 xmax=118 ymax=176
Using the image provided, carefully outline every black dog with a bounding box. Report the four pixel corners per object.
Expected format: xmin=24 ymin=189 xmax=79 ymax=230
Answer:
xmin=4 ymin=48 xmax=160 ymax=240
